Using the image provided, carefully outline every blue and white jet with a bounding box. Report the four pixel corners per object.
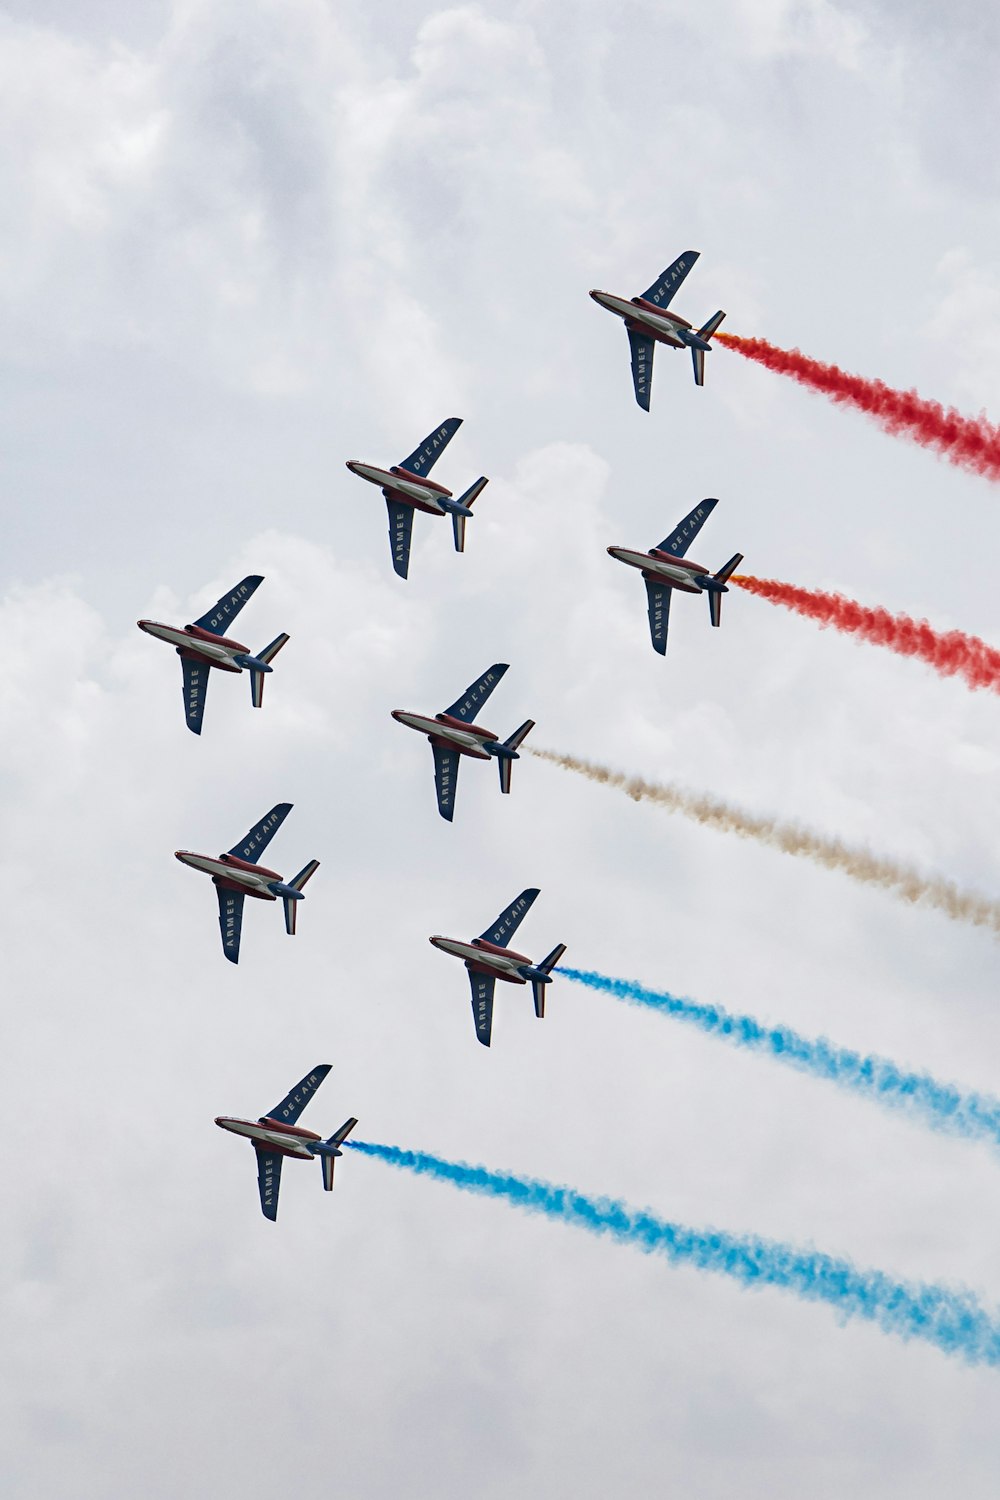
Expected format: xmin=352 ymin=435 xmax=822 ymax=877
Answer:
xmin=176 ymin=803 xmax=319 ymax=963
xmin=138 ymin=574 xmax=288 ymax=734
xmin=346 ymin=418 xmax=488 ymax=579
xmin=590 ymin=251 xmax=725 ymax=409
xmin=392 ymin=663 xmax=534 ymax=821
xmin=216 ymin=1064 xmax=357 ymax=1222
xmin=608 ymin=498 xmax=742 ymax=656
xmin=430 ymin=888 xmax=566 ymax=1047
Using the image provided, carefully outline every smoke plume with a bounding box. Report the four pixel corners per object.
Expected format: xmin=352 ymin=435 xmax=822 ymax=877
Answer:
xmin=716 ymin=332 xmax=1000 ymax=481
xmin=346 ymin=1139 xmax=1000 ymax=1365
xmin=560 ymin=966 xmax=1000 ymax=1149
xmin=735 ymin=573 xmax=1000 ymax=693
xmin=529 ymin=748 xmax=1000 ymax=935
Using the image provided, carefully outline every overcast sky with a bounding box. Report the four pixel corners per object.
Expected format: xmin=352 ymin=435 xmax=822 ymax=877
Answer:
xmin=4 ymin=1 xmax=1000 ymax=1495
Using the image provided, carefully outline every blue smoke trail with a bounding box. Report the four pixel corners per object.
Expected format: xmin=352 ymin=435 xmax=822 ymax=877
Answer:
xmin=559 ymin=967 xmax=1000 ymax=1151
xmin=346 ymin=1139 xmax=1000 ymax=1366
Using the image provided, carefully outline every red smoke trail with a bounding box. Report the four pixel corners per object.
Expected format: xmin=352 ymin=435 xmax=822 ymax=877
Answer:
xmin=734 ymin=574 xmax=1000 ymax=693
xmin=716 ymin=332 xmax=1000 ymax=483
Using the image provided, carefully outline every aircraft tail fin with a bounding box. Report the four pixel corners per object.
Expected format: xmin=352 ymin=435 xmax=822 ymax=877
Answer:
xmin=691 ymin=346 xmax=705 ymax=386
xmin=451 ymin=476 xmax=488 ymax=552
xmin=283 ymin=859 xmax=320 ymax=935
xmin=249 ymin=632 xmax=290 ymax=708
xmin=707 ymin=554 xmax=743 ymax=627
xmin=497 ymin=720 xmax=535 ymax=793
xmin=532 ymin=943 xmax=567 ymax=1018
xmin=317 ymin=1117 xmax=359 ymax=1191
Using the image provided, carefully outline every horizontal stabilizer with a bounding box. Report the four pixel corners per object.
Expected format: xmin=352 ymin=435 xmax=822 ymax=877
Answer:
xmin=697 ymin=310 xmax=726 ymax=340
xmin=328 ymin=1116 xmax=359 ymax=1148
xmin=691 ymin=346 xmax=705 ymax=387
xmin=714 ymin=552 xmax=743 ymax=585
xmin=452 ymin=512 xmax=467 ymax=553
xmin=283 ymin=859 xmax=320 ymax=935
xmin=539 ymin=942 xmax=567 ymax=975
xmin=532 ymin=979 xmax=547 ymax=1019
xmin=321 ymin=1154 xmax=336 ymax=1191
xmin=708 ymin=591 xmax=722 ymax=628
xmin=498 ymin=720 xmax=535 ymax=794
xmin=249 ymin=632 xmax=290 ymax=708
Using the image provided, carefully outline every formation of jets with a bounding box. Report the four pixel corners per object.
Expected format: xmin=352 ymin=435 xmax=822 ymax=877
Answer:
xmin=135 ymin=252 xmax=737 ymax=1218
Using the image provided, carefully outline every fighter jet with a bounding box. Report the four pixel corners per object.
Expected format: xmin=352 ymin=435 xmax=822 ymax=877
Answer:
xmin=430 ymin=888 xmax=566 ymax=1047
xmin=346 ymin=418 xmax=488 ymax=579
xmin=590 ymin=250 xmax=725 ymax=409
xmin=392 ymin=663 xmax=534 ymax=822
xmin=137 ymin=574 xmax=288 ymax=735
xmin=176 ymin=802 xmax=319 ymax=963
xmin=216 ymin=1064 xmax=357 ymax=1222
xmin=608 ymin=498 xmax=742 ymax=656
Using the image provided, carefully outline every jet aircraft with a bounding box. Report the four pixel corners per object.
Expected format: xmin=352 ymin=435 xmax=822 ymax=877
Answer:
xmin=176 ymin=802 xmax=319 ymax=963
xmin=590 ymin=250 xmax=725 ymax=409
xmin=392 ymin=663 xmax=534 ymax=822
xmin=137 ymin=574 xmax=288 ymax=735
xmin=608 ymin=498 xmax=742 ymax=656
xmin=216 ymin=1063 xmax=357 ymax=1222
xmin=346 ymin=418 xmax=488 ymax=579
xmin=430 ymin=888 xmax=566 ymax=1047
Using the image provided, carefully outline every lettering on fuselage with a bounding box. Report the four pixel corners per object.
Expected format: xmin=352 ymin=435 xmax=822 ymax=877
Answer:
xmin=260 ymin=1156 xmax=276 ymax=1209
xmin=243 ymin=810 xmax=282 ymax=855
xmin=633 ymin=341 xmax=650 ymax=400
xmin=222 ymin=896 xmax=240 ymax=952
xmin=649 ymin=258 xmax=689 ymax=305
xmin=669 ymin=504 xmax=706 ymax=553
xmin=451 ymin=670 xmax=498 ymax=720
xmin=279 ymin=1072 xmax=323 ymax=1120
xmin=493 ymin=895 xmax=529 ymax=936
xmin=392 ymin=509 xmax=409 ymax=569
xmin=187 ymin=665 xmax=204 ymax=719
xmin=407 ymin=427 xmax=453 ymax=474
xmin=204 ymin=580 xmax=253 ymax=632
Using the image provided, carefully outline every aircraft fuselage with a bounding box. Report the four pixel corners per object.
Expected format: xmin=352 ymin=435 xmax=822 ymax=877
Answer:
xmin=429 ymin=934 xmax=534 ymax=985
xmin=607 ymin=548 xmax=708 ymax=594
xmin=137 ymin=619 xmax=249 ymax=672
xmin=175 ymin=849 xmax=284 ymax=900
xmin=215 ymin=1115 xmax=321 ymax=1159
xmin=589 ymin=290 xmax=696 ymax=348
xmin=345 ymin=461 xmax=453 ymax=516
xmin=391 ymin=710 xmax=497 ymax=760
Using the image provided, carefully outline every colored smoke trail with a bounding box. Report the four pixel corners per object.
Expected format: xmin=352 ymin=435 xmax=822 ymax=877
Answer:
xmin=716 ymin=332 xmax=1000 ymax=482
xmin=528 ymin=748 xmax=1000 ymax=936
xmin=346 ymin=1139 xmax=1000 ymax=1365
xmin=734 ymin=573 xmax=1000 ymax=694
xmin=560 ymin=967 xmax=1000 ymax=1150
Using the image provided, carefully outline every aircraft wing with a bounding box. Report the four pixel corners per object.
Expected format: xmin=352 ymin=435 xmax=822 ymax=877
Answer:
xmin=385 ymin=497 xmax=415 ymax=579
xmin=655 ymin=498 xmax=718 ymax=557
xmin=443 ymin=663 xmax=509 ymax=722
xmin=640 ymin=251 xmax=699 ymax=309
xmin=263 ymin=1064 xmax=332 ymax=1126
xmin=180 ymin=656 xmax=210 ymax=736
xmin=479 ymin=887 xmax=540 ymax=946
xmin=255 ymin=1148 xmax=282 ymax=1221
xmin=192 ymin=575 xmax=264 ymax=635
xmin=399 ymin=417 xmax=462 ymax=477
xmin=217 ymin=886 xmax=245 ymax=964
xmin=468 ymin=969 xmax=496 ymax=1047
xmin=432 ymin=744 xmax=461 ymax=822
xmin=644 ymin=579 xmax=672 ymax=656
xmin=627 ymin=329 xmax=654 ymax=411
xmin=228 ymin=803 xmax=293 ymax=861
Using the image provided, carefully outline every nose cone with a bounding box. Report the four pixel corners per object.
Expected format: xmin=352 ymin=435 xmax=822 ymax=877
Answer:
xmin=345 ymin=459 xmax=363 ymax=476
xmin=390 ymin=709 xmax=405 ymax=724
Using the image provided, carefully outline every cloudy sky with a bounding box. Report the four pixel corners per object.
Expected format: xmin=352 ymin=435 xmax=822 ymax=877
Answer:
xmin=4 ymin=0 xmax=1000 ymax=1494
